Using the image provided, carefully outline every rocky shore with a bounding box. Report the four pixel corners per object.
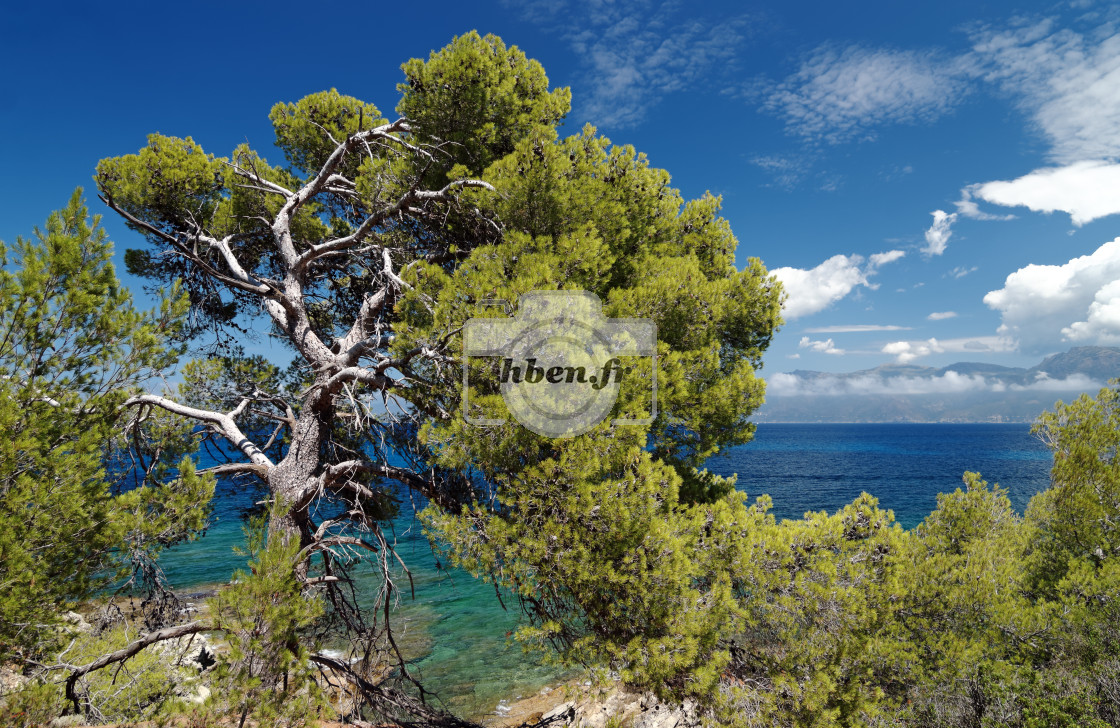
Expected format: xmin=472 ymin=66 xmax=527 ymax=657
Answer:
xmin=2 ymin=596 xmax=701 ymax=728
xmin=483 ymin=681 xmax=701 ymax=728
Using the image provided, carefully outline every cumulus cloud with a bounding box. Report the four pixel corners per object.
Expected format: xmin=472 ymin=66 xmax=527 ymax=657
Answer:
xmin=769 ymin=370 xmax=1099 ymax=396
xmin=927 ymin=311 xmax=959 ymax=321
xmin=773 ymin=255 xmax=868 ymax=319
xmin=984 ymin=237 xmax=1120 ymax=351
xmin=764 ymin=45 xmax=967 ymax=143
xmin=799 ymin=336 xmax=845 ymax=355
xmin=771 ymin=250 xmax=905 ymax=319
xmin=1061 ymin=279 xmax=1120 ymax=344
xmin=971 ymin=160 xmax=1120 ymax=226
xmin=882 ymin=336 xmax=1016 ymax=364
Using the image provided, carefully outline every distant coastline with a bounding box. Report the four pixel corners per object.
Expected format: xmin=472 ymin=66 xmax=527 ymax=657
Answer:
xmin=758 ymin=345 xmax=1119 ymax=423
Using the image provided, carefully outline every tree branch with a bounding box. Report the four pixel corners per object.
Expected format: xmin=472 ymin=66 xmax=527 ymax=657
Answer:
xmin=126 ymin=394 xmax=274 ymax=469
xmin=293 ymin=178 xmax=495 ymax=274
xmin=61 ymin=621 xmax=213 ymax=713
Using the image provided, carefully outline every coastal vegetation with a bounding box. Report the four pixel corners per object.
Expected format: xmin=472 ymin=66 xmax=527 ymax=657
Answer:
xmin=0 ymin=32 xmax=1118 ymax=728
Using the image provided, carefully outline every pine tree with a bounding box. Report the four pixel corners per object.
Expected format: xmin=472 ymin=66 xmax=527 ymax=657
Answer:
xmin=91 ymin=31 xmax=784 ymax=722
xmin=0 ymin=190 xmax=211 ymax=659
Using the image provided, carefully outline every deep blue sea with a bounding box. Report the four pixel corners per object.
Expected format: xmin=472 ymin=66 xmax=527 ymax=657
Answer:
xmin=156 ymin=423 xmax=1054 ymax=718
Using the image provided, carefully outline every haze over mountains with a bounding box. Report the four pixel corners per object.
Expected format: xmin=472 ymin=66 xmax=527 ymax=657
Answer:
xmin=757 ymin=347 xmax=1120 ymax=423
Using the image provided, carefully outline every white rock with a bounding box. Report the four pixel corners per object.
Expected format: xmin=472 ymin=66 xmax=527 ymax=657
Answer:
xmin=543 ymin=700 xmax=576 ymax=724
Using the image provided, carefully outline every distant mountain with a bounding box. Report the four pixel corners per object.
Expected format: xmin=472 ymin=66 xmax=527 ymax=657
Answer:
xmin=757 ymin=346 xmax=1120 ymax=423
xmin=1031 ymin=347 xmax=1120 ymax=381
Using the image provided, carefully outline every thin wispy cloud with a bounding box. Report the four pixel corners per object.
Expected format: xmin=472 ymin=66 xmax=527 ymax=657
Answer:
xmin=507 ymin=0 xmax=752 ymax=128
xmin=969 ymin=18 xmax=1120 ymax=164
xmin=751 ymin=154 xmax=813 ymax=189
xmin=926 ymin=20 xmax=1120 ymax=236
xmin=762 ymin=45 xmax=968 ymax=144
xmin=805 ymin=324 xmax=913 ymax=333
xmin=927 ymin=311 xmax=958 ymax=321
xmin=759 ymin=16 xmax=1120 ymax=160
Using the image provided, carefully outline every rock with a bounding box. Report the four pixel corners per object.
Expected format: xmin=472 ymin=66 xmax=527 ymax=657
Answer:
xmin=61 ymin=611 xmax=91 ymax=634
xmin=631 ymin=695 xmax=700 ymax=728
xmin=573 ymin=689 xmax=642 ymax=728
xmin=0 ymin=664 xmax=27 ymax=693
xmin=182 ymin=682 xmax=211 ymax=705
xmin=542 ymin=700 xmax=575 ymax=724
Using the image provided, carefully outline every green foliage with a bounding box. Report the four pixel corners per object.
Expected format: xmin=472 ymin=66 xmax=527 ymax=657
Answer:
xmin=0 ymin=191 xmax=212 ymax=659
xmin=1026 ymin=384 xmax=1120 ymax=591
xmin=86 ymin=32 xmax=1120 ymax=728
xmin=888 ymin=389 xmax=1120 ymax=728
xmin=207 ymin=509 xmax=326 ymax=727
xmin=393 ymin=37 xmax=783 ymax=712
xmin=397 ymin=31 xmax=571 ymax=177
xmin=95 ymin=35 xmax=784 ymax=722
xmin=1 ymin=620 xmax=206 ymax=726
xmin=0 ymin=679 xmax=65 ymax=728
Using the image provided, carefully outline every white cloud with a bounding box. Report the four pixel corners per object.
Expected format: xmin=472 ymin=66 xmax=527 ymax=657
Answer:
xmin=751 ymin=154 xmax=813 ymax=189
xmin=923 ymin=191 xmax=1017 ymax=257
xmin=805 ymin=324 xmax=913 ymax=333
xmin=927 ymin=311 xmax=959 ymax=321
xmin=984 ymin=237 xmax=1120 ymax=351
xmin=969 ymin=19 xmax=1120 ymax=163
xmin=759 ymin=19 xmax=1120 ymax=156
xmin=971 ymin=160 xmax=1120 ymax=226
xmin=922 ymin=22 xmax=1120 ymax=235
xmin=953 ymin=188 xmax=1018 ymax=221
xmin=772 ymin=250 xmax=904 ymax=319
xmin=882 ymin=336 xmax=1016 ymax=364
xmin=923 ymin=210 xmax=957 ymax=256
xmin=949 ymin=266 xmax=979 ymax=279
xmin=1060 ymin=279 xmax=1120 ymax=344
xmin=769 ymin=370 xmax=1100 ymax=396
xmin=798 ymin=336 xmax=845 ymax=355
xmin=512 ymin=1 xmax=749 ymax=128
xmin=765 ymin=45 xmax=967 ymax=143
xmin=870 ymin=249 xmax=907 ymax=266
xmin=772 ymin=255 xmax=868 ymax=319
xmin=1018 ymin=372 xmax=1101 ymax=391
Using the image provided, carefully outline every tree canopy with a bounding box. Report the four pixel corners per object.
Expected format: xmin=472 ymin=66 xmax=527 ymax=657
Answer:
xmin=89 ymin=30 xmax=784 ymax=722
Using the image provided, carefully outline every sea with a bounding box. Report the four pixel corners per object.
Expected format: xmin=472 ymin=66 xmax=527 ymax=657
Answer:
xmin=155 ymin=423 xmax=1054 ymax=719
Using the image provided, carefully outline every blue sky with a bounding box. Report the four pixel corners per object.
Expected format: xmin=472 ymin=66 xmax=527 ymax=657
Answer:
xmin=3 ymin=0 xmax=1120 ymax=384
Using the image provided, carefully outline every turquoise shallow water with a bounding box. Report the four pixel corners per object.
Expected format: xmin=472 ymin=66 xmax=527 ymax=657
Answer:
xmin=155 ymin=423 xmax=1054 ymax=718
